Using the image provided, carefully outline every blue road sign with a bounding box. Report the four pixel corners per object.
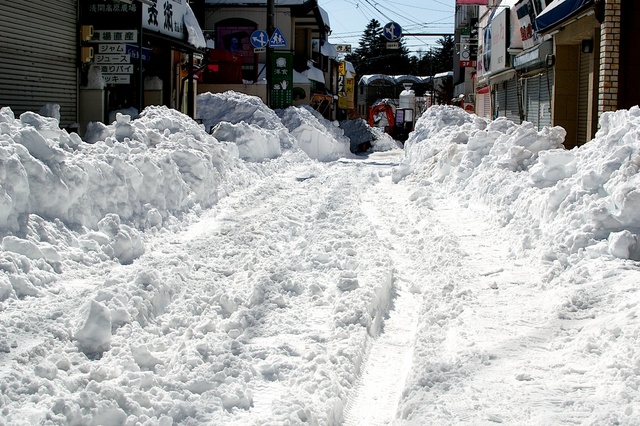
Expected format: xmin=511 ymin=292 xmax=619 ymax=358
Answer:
xmin=269 ymin=27 xmax=286 ymax=48
xmin=383 ymin=22 xmax=402 ymax=41
xmin=250 ymin=30 xmax=269 ymax=48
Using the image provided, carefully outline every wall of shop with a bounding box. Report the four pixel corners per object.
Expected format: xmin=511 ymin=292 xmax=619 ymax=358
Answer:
xmin=0 ymin=0 xmax=78 ymax=126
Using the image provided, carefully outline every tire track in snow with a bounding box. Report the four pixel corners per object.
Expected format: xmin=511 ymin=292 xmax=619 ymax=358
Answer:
xmin=343 ymin=174 xmax=423 ymax=426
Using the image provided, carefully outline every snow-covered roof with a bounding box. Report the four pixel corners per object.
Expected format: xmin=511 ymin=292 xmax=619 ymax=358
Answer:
xmin=320 ymin=40 xmax=338 ymax=58
xmin=303 ymin=61 xmax=325 ymax=83
xmin=345 ymin=61 xmax=356 ymax=74
xmin=293 ymin=69 xmax=311 ymax=84
xmin=434 ymin=71 xmax=454 ymax=79
xmin=184 ymin=3 xmax=206 ymax=49
xmin=359 ymin=74 xmax=396 ymax=86
xmin=318 ymin=6 xmax=330 ymax=29
xmin=393 ymin=75 xmax=423 ymax=84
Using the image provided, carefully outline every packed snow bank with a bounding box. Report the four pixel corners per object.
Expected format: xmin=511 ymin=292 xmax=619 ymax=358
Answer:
xmin=0 ymin=105 xmax=243 ymax=235
xmin=210 ymin=121 xmax=282 ymax=162
xmin=196 ymin=91 xmax=297 ymax=150
xmin=402 ymin=105 xmax=640 ymax=265
xmin=339 ymin=118 xmax=401 ymax=153
xmin=278 ymin=106 xmax=352 ymax=162
xmin=0 ymin=90 xmax=369 ymax=303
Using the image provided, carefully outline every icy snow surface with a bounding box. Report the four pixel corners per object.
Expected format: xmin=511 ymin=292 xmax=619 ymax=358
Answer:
xmin=1 ymin=94 xmax=640 ymax=425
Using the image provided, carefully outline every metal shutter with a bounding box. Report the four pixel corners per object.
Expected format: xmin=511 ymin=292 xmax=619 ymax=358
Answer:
xmin=496 ymin=84 xmax=507 ymax=118
xmin=476 ymin=92 xmax=491 ymax=119
xmin=539 ymin=70 xmax=552 ymax=129
xmin=505 ymin=78 xmax=521 ymax=124
xmin=576 ymin=51 xmax=590 ymax=146
xmin=526 ymin=75 xmax=541 ymax=129
xmin=0 ymin=0 xmax=78 ymax=126
xmin=484 ymin=91 xmax=491 ymax=119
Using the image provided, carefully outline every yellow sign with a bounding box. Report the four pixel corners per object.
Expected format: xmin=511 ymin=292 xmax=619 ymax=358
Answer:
xmin=345 ymin=78 xmax=354 ymax=94
xmin=339 ymin=61 xmax=347 ymax=76
xmin=338 ymin=93 xmax=348 ymax=109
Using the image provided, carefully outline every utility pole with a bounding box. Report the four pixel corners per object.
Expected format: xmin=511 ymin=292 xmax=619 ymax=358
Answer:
xmin=266 ymin=0 xmax=275 ymax=107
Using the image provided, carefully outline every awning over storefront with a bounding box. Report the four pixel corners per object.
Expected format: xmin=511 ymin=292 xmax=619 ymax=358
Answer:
xmin=535 ymin=0 xmax=593 ymax=33
xmin=514 ymin=39 xmax=553 ymax=70
xmin=489 ymin=69 xmax=516 ymax=85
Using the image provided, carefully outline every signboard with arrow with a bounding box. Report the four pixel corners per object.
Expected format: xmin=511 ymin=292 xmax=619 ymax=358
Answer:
xmin=383 ymin=22 xmax=402 ymax=41
xmin=250 ymin=30 xmax=268 ymax=48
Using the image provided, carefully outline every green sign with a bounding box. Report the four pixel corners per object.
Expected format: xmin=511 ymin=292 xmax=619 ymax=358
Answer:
xmin=269 ymin=52 xmax=293 ymax=109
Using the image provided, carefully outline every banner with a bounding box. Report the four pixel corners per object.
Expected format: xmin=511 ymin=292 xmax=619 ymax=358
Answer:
xmin=456 ymin=0 xmax=487 ymax=4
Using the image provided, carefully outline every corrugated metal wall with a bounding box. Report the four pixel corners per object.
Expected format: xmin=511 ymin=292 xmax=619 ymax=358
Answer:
xmin=539 ymin=71 xmax=552 ymax=129
xmin=524 ymin=71 xmax=553 ymax=130
xmin=576 ymin=51 xmax=590 ymax=146
xmin=526 ymin=76 xmax=541 ymax=129
xmin=505 ymin=78 xmax=521 ymax=124
xmin=0 ymin=0 xmax=78 ymax=125
xmin=494 ymin=78 xmax=521 ymax=124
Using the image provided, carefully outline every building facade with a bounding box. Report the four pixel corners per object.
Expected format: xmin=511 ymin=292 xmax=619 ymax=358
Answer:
xmin=456 ymin=0 xmax=640 ymax=148
xmin=0 ymin=0 xmax=206 ymax=135
xmin=199 ymin=0 xmax=343 ymax=119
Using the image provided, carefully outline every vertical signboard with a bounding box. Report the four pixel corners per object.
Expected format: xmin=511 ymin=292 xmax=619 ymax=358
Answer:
xmin=338 ymin=61 xmax=347 ymax=109
xmin=270 ymin=52 xmax=293 ymax=109
xmin=483 ymin=6 xmax=509 ymax=75
xmin=345 ymin=76 xmax=354 ymax=108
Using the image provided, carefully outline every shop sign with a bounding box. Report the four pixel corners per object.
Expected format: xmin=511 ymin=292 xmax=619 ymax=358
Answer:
xmin=269 ymin=52 xmax=293 ymax=109
xmin=143 ymin=0 xmax=186 ymax=41
xmin=516 ymin=0 xmax=541 ymax=49
xmin=99 ymin=44 xmax=127 ymax=54
xmin=335 ymin=44 xmax=351 ymax=53
xmin=95 ymin=54 xmax=130 ymax=64
xmin=338 ymin=74 xmax=345 ymax=94
xmin=338 ymin=94 xmax=348 ymax=109
xmin=345 ymin=78 xmax=354 ymax=95
xmin=125 ymin=44 xmax=151 ymax=62
xmin=103 ymin=75 xmax=131 ymax=84
xmin=81 ymin=1 xmax=140 ymax=30
xmin=483 ymin=6 xmax=509 ymax=74
xmin=339 ymin=62 xmax=347 ymax=76
xmin=99 ymin=64 xmax=134 ymax=74
xmin=92 ymin=30 xmax=138 ymax=43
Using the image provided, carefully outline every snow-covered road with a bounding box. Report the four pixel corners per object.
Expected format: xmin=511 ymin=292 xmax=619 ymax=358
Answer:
xmin=4 ymin=97 xmax=640 ymax=425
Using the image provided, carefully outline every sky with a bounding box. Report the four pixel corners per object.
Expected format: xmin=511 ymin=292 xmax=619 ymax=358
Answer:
xmin=325 ymin=0 xmax=455 ymax=57
xmin=1 ymin=94 xmax=640 ymax=425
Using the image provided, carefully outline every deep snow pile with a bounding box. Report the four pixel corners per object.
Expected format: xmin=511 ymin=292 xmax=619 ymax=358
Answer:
xmin=3 ymin=94 xmax=640 ymax=425
xmin=278 ymin=105 xmax=352 ymax=162
xmin=196 ymin=91 xmax=297 ymax=150
xmin=0 ymin=92 xmax=398 ymax=425
xmin=339 ymin=118 xmax=401 ymax=153
xmin=0 ymin=91 xmax=360 ymax=302
xmin=403 ymin=105 xmax=640 ymax=266
xmin=198 ymin=92 xmax=356 ymax=161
